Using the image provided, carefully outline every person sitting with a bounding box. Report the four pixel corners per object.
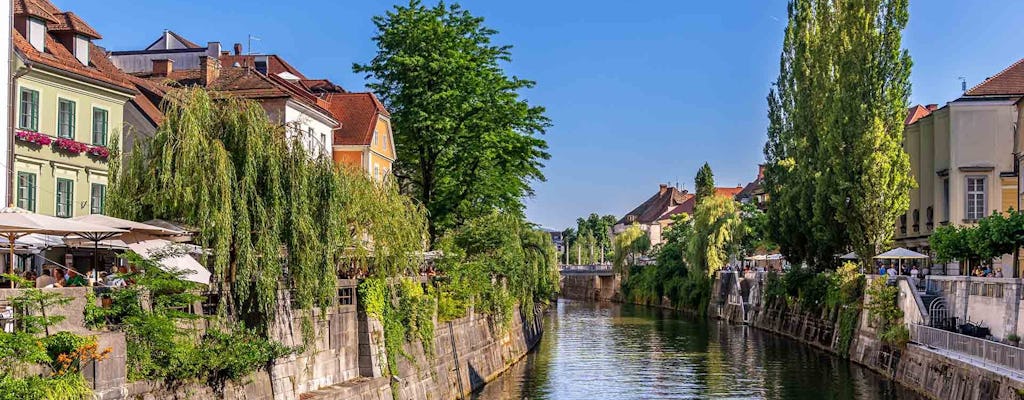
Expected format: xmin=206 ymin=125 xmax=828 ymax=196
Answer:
xmin=878 ymin=264 xmax=886 ymax=276
xmin=64 ymin=270 xmax=87 ymax=287
xmin=994 ymin=267 xmax=1004 ymax=278
xmin=35 ymin=269 xmax=55 ymax=288
xmin=972 ymin=267 xmax=984 ymax=277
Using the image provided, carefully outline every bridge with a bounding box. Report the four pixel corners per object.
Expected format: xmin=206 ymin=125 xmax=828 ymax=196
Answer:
xmin=559 ymin=264 xmax=615 ymax=276
xmin=559 ymin=264 xmax=620 ymax=301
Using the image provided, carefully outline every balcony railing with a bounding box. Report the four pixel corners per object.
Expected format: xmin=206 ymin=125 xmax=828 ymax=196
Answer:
xmin=910 ymin=324 xmax=1024 ymax=372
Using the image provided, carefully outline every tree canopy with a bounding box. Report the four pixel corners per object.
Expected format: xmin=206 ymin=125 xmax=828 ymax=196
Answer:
xmin=354 ymin=0 xmax=551 ymax=242
xmin=764 ymin=0 xmax=913 ymax=270
xmin=695 ymin=162 xmax=715 ymax=205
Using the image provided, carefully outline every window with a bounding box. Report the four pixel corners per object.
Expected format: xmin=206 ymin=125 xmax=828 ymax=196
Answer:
xmin=16 ymin=172 xmax=36 ymax=212
xmin=58 ymin=99 xmax=76 ymax=139
xmin=942 ymin=178 xmax=950 ymax=222
xmin=374 ymin=165 xmax=380 ymax=180
xmin=18 ymin=88 xmax=39 ymax=131
xmin=966 ymin=176 xmax=986 ymax=221
xmin=92 ymin=108 xmax=108 ymax=145
xmin=373 ymin=130 xmax=379 ymax=146
xmin=90 ymin=183 xmax=106 ymax=214
xmin=55 ymin=178 xmax=74 ymax=218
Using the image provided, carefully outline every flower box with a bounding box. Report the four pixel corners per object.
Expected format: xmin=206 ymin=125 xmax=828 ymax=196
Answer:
xmin=87 ymin=146 xmax=110 ymax=159
xmin=15 ymin=130 xmax=53 ymax=146
xmin=53 ymin=138 xmax=89 ymax=155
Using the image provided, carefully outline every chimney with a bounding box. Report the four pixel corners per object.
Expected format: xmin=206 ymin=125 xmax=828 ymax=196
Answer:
xmin=233 ymin=43 xmax=243 ymax=55
xmin=926 ymin=104 xmax=938 ymax=111
xmin=152 ymin=59 xmax=173 ymax=76
xmin=757 ymin=164 xmax=766 ymax=180
xmin=659 ymin=183 xmax=668 ymax=195
xmin=200 ymin=56 xmax=221 ymax=86
xmin=206 ymin=42 xmax=222 ymax=58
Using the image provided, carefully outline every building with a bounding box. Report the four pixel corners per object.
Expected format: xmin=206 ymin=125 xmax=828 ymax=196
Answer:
xmin=11 ymin=0 xmax=138 ymax=217
xmin=323 ymin=93 xmax=396 ymax=181
xmin=897 ymin=59 xmax=1024 ymax=275
xmin=613 ymin=184 xmax=693 ymax=245
xmin=735 ymin=165 xmax=768 ymax=209
xmin=110 ymin=35 xmax=338 ymax=157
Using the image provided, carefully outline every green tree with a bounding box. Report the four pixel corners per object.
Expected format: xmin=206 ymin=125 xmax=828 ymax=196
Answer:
xmin=354 ymin=1 xmax=551 ymax=242
xmin=687 ymin=195 xmax=741 ymax=276
xmin=613 ymin=224 xmax=650 ymax=273
xmin=765 ymin=0 xmax=912 ymax=270
xmin=695 ymin=162 xmax=715 ymax=204
xmin=826 ymin=0 xmax=914 ymax=270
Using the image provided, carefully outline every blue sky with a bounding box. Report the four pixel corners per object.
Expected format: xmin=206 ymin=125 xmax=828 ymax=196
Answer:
xmin=58 ymin=0 xmax=1024 ymax=230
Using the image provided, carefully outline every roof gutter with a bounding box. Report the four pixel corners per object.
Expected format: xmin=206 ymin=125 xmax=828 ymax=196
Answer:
xmin=27 ymin=61 xmax=137 ymax=96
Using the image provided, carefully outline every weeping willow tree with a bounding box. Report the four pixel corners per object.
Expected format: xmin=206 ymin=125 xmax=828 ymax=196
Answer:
xmin=612 ymin=223 xmax=650 ymax=275
xmin=433 ymin=212 xmax=559 ymax=326
xmin=687 ymin=195 xmax=741 ymax=277
xmin=108 ymin=88 xmax=427 ymax=330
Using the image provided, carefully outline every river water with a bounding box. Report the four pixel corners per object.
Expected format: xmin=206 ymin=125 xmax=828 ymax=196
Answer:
xmin=474 ymin=299 xmax=924 ymax=400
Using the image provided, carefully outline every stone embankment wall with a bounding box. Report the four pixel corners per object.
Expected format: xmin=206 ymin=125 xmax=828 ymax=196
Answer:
xmin=560 ymin=273 xmax=621 ymax=302
xmin=3 ymin=281 xmax=543 ymax=400
xmin=709 ymin=272 xmax=1024 ymax=400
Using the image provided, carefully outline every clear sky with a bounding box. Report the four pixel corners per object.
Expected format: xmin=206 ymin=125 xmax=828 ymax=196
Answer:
xmin=57 ymin=0 xmax=1024 ymax=230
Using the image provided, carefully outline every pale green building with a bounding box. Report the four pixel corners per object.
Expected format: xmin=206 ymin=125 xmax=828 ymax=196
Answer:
xmin=12 ymin=1 xmax=135 ymax=217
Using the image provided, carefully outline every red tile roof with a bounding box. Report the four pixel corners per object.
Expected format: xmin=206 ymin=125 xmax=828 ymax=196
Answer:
xmin=299 ymin=79 xmax=346 ymax=94
xmin=91 ymin=45 xmax=168 ymax=125
xmin=616 ymin=185 xmax=692 ymax=225
xmin=50 ymin=11 xmax=101 ymax=39
xmin=715 ymin=186 xmax=744 ymax=199
xmin=965 ymin=58 xmax=1024 ymax=96
xmin=905 ymin=104 xmax=933 ymax=125
xmin=325 ymin=92 xmax=389 ymax=146
xmin=13 ymin=0 xmax=57 ymax=23
xmin=13 ymin=30 xmax=135 ymax=93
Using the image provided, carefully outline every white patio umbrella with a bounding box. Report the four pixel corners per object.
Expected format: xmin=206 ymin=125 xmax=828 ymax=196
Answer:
xmin=0 ymin=206 xmax=126 ymax=274
xmin=839 ymin=251 xmax=859 ymax=260
xmin=72 ymin=215 xmax=189 ymax=272
xmin=873 ymin=247 xmax=929 ymax=275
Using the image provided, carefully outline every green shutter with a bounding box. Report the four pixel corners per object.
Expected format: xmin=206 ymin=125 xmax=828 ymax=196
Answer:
xmin=92 ymin=108 xmax=108 ymax=145
xmin=91 ymin=183 xmax=106 ymax=214
xmin=19 ymin=89 xmax=39 ymax=131
xmin=56 ymin=178 xmax=73 ymax=217
xmin=16 ymin=172 xmax=36 ymax=212
xmin=58 ymin=99 xmax=76 ymax=139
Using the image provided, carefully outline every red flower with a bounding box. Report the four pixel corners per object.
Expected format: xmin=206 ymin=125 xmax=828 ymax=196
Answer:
xmin=15 ymin=130 xmax=53 ymax=145
xmin=53 ymin=138 xmax=89 ymax=154
xmin=87 ymin=146 xmax=110 ymax=159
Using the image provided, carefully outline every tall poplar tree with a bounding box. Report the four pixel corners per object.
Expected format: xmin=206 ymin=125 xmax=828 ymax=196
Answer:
xmin=764 ymin=0 xmax=912 ymax=270
xmin=354 ymin=1 xmax=551 ymax=243
xmin=695 ymin=162 xmax=715 ymax=204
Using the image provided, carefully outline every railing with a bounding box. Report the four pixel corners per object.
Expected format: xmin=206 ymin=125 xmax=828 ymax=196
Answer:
xmin=910 ymin=324 xmax=1024 ymax=372
xmin=560 ymin=264 xmax=613 ymax=272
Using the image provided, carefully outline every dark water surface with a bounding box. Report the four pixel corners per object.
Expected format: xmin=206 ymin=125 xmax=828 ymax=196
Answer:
xmin=474 ymin=299 xmax=924 ymax=400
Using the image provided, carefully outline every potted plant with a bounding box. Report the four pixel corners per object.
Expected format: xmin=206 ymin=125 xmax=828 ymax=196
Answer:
xmin=1007 ymin=334 xmax=1020 ymax=347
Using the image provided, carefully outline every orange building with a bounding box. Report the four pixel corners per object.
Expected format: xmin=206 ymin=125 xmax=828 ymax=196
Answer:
xmin=324 ymin=93 xmax=395 ymax=181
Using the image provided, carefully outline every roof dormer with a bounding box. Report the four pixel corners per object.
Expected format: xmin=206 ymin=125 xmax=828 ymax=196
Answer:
xmin=13 ymin=0 xmax=57 ymax=52
xmin=49 ymin=12 xmax=102 ymax=66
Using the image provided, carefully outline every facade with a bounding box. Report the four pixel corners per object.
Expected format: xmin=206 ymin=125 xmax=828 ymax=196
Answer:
xmin=323 ymin=93 xmax=396 ymax=181
xmin=897 ymin=59 xmax=1024 ymax=275
xmin=11 ymin=0 xmax=136 ymax=217
xmin=735 ymin=165 xmax=768 ymax=209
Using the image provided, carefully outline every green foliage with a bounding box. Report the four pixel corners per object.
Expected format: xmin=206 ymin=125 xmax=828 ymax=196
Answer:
xmin=2 ymin=274 xmax=72 ymax=336
xmin=687 ymin=195 xmax=741 ymax=276
xmin=354 ymin=0 xmax=550 ymax=242
xmin=96 ymin=254 xmax=293 ymax=385
xmin=764 ymin=0 xmax=913 ymax=271
xmin=108 ymin=88 xmax=427 ymax=331
xmin=0 ymin=330 xmax=97 ymax=400
xmin=695 ymin=162 xmax=715 ymax=205
xmin=932 ymin=210 xmax=1024 ymax=268
xmin=613 ymin=223 xmax=650 ymax=273
xmin=567 ymin=214 xmax=618 ymax=263
xmin=865 ymin=278 xmax=907 ymax=347
xmin=763 ymin=263 xmax=865 ymax=356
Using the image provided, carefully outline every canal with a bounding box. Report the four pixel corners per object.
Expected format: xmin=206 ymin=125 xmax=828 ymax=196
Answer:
xmin=474 ymin=299 xmax=924 ymax=400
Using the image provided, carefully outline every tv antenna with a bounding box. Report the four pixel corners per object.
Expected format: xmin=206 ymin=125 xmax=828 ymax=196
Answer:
xmin=247 ymin=34 xmax=261 ymax=55
xmin=958 ymin=76 xmax=967 ymax=92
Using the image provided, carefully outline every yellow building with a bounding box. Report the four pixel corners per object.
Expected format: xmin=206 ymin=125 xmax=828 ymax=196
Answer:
xmin=324 ymin=93 xmax=396 ymax=180
xmin=898 ymin=60 xmax=1024 ymax=274
xmin=11 ymin=0 xmax=136 ymax=217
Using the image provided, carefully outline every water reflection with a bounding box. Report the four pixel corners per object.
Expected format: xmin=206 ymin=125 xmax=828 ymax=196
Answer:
xmin=474 ymin=299 xmax=924 ymax=400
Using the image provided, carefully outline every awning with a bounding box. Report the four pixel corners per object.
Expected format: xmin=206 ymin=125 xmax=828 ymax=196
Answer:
xmin=745 ymin=254 xmax=784 ymax=261
xmin=126 ymin=238 xmax=210 ymax=285
xmin=839 ymin=252 xmax=860 ymax=260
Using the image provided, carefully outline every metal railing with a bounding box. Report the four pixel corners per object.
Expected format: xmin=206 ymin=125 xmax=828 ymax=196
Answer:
xmin=910 ymin=324 xmax=1024 ymax=372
